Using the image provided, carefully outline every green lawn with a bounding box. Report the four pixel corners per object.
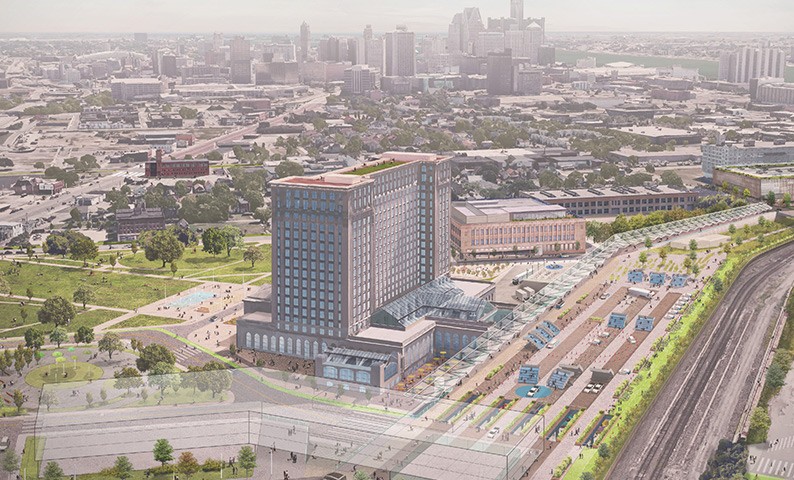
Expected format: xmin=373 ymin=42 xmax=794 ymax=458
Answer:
xmin=746 ymin=474 xmax=783 ymax=480
xmin=0 ymin=308 xmax=121 ymax=338
xmin=0 ymin=301 xmax=42 ymax=330
xmin=344 ymin=160 xmax=404 ymax=175
xmin=109 ymin=314 xmax=184 ymax=330
xmin=118 ymin=245 xmax=271 ymax=280
xmin=1 ymin=261 xmax=196 ymax=309
xmin=25 ymin=361 xmax=104 ymax=388
xmin=564 ymin=447 xmax=597 ymax=479
xmin=249 ymin=275 xmax=272 ymax=286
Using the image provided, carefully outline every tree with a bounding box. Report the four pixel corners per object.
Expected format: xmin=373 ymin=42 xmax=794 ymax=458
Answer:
xmin=153 ymin=439 xmax=174 ymax=466
xmin=354 ymin=472 xmax=370 ymax=480
xmin=660 ymin=170 xmax=684 ymax=187
xmin=38 ymin=296 xmax=76 ymax=326
xmin=201 ymin=227 xmax=226 ymax=256
xmin=243 ymin=245 xmax=264 ymax=267
xmin=130 ymin=241 xmax=139 ymax=256
xmin=580 ymin=473 xmax=595 ymax=480
xmin=238 ymin=445 xmax=257 ymax=476
xmin=40 ymin=389 xmax=58 ymax=412
xmin=784 ymin=193 xmax=792 ymax=208
xmin=136 ymin=343 xmax=176 ymax=372
xmin=2 ymin=449 xmax=20 ymax=477
xmin=177 ymin=451 xmax=200 ymax=479
xmin=69 ymin=235 xmax=98 ymax=266
xmin=148 ymin=362 xmax=177 ymax=399
xmin=109 ymin=254 xmax=117 ymax=270
xmin=275 ymin=160 xmax=304 ymax=178
xmin=253 ymin=206 xmax=271 ymax=226
xmin=170 ymin=262 xmax=178 ymax=276
xmin=713 ymin=277 xmax=724 ymax=292
xmin=98 ymin=332 xmax=124 ymax=360
xmin=85 ymin=391 xmax=94 ymax=407
xmin=658 ymin=247 xmax=669 ymax=262
xmin=220 ymin=226 xmax=243 ymax=256
xmin=75 ymin=325 xmax=95 ymax=344
xmin=644 ymin=237 xmax=652 ymax=249
xmin=766 ymin=362 xmax=787 ymax=390
xmin=538 ymin=170 xmax=562 ymax=189
xmin=206 ymin=150 xmax=223 ymax=161
xmin=743 ymin=188 xmax=751 ymax=199
xmin=692 ymin=264 xmax=700 ymax=276
xmin=142 ymin=229 xmax=184 ymax=268
xmin=728 ymin=224 xmax=736 ymax=235
xmin=114 ymin=456 xmax=134 ymax=480
xmin=26 ymin=287 xmax=34 ymax=301
xmin=766 ymin=191 xmax=776 ymax=206
xmin=12 ymin=389 xmax=24 ymax=413
xmin=689 ymin=239 xmax=698 ymax=251
xmin=43 ymin=461 xmax=64 ymax=480
xmin=69 ymin=207 xmax=82 ymax=225
xmin=199 ymin=361 xmax=232 ymax=398
xmin=178 ymin=106 xmax=198 ymax=120
xmin=748 ymin=407 xmax=771 ymax=444
xmin=600 ymin=163 xmax=619 ymax=179
xmin=598 ymin=442 xmax=611 ymax=459
xmin=24 ymin=328 xmax=45 ymax=351
xmin=638 ymin=251 xmax=647 ymax=265
xmin=114 ymin=367 xmax=143 ymax=394
xmin=49 ymin=326 xmax=68 ymax=348
xmin=73 ymin=285 xmax=95 ymax=309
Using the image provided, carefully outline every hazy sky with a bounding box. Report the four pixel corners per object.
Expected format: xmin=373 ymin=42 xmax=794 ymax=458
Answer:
xmin=2 ymin=0 xmax=793 ymax=34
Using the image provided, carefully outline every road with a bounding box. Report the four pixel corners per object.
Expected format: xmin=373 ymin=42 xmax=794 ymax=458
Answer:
xmin=610 ymin=240 xmax=794 ymax=479
xmin=173 ymin=91 xmax=328 ymax=159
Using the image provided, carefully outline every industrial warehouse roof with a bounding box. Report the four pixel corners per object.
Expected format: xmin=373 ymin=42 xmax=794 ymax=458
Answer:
xmin=715 ymin=163 xmax=794 ymax=178
xmin=452 ymin=198 xmax=568 ymax=224
xmin=526 ymin=185 xmax=691 ymax=201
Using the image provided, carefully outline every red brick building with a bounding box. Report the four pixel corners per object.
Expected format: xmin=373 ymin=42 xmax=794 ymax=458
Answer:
xmin=145 ymin=150 xmax=210 ymax=178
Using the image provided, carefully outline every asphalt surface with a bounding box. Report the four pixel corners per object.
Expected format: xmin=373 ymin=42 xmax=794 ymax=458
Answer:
xmin=610 ymin=240 xmax=794 ymax=479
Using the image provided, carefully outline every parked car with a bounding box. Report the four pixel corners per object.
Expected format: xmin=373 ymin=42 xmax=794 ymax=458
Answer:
xmin=584 ymin=383 xmax=595 ymax=393
xmin=0 ymin=436 xmax=8 ymax=452
xmin=487 ymin=427 xmax=501 ymax=438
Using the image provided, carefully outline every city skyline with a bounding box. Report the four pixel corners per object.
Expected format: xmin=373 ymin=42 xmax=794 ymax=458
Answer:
xmin=2 ymin=0 xmax=793 ymax=34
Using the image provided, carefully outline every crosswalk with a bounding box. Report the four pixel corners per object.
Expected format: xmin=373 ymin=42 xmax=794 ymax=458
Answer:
xmin=173 ymin=347 xmax=201 ymax=366
xmin=771 ymin=435 xmax=794 ymax=451
xmin=751 ymin=457 xmax=794 ymax=478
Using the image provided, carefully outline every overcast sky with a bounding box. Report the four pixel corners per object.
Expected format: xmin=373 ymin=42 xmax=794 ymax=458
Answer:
xmin=2 ymin=0 xmax=793 ymax=34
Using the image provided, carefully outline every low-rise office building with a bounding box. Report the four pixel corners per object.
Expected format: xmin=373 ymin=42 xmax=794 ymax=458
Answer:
xmin=451 ymin=198 xmax=586 ymax=256
xmin=115 ymin=202 xmax=165 ymax=241
xmin=702 ymin=141 xmax=794 ymax=179
xmin=713 ymin=163 xmax=794 ymax=199
xmin=524 ymin=186 xmax=699 ymax=217
xmin=144 ymin=150 xmax=209 ymax=178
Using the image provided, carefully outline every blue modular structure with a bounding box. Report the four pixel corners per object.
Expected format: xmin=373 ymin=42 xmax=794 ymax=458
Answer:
xmin=542 ymin=321 xmax=560 ymax=336
xmin=518 ymin=365 xmax=540 ymax=385
xmin=636 ymin=315 xmax=655 ymax=331
xmin=649 ymin=272 xmax=666 ymax=287
xmin=527 ymin=334 xmax=546 ymax=349
xmin=628 ymin=269 xmax=645 ymax=283
xmin=535 ymin=325 xmax=554 ymax=342
xmin=608 ymin=312 xmax=628 ymax=329
xmin=547 ymin=368 xmax=574 ymax=390
xmin=671 ymin=274 xmax=689 ymax=287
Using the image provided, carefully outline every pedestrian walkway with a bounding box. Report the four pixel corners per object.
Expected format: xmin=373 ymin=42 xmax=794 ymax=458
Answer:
xmin=749 ymin=437 xmax=794 ymax=480
xmin=750 ymin=456 xmax=794 ymax=478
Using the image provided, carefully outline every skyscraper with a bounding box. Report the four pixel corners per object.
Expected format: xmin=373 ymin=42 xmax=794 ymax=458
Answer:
xmin=447 ymin=8 xmax=484 ymax=55
xmin=718 ymin=46 xmax=786 ymax=83
xmin=510 ymin=0 xmax=524 ymax=25
xmin=385 ymin=26 xmax=415 ymax=77
xmin=487 ymin=50 xmax=514 ymax=95
xmin=300 ymin=22 xmax=311 ymax=62
xmin=229 ymin=36 xmax=251 ymax=84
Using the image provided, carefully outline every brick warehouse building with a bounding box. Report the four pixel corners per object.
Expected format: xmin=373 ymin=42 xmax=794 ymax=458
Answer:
xmin=145 ymin=149 xmax=209 ymax=178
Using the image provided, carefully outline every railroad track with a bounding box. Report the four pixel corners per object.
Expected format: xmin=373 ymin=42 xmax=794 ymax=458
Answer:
xmin=612 ymin=241 xmax=794 ymax=479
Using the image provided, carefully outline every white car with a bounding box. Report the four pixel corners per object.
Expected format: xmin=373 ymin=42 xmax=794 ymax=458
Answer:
xmin=487 ymin=427 xmax=500 ymax=438
xmin=0 ymin=437 xmax=8 ymax=452
xmin=584 ymin=383 xmax=595 ymax=393
xmin=600 ymin=331 xmax=611 ymax=338
xmin=527 ymin=386 xmax=540 ymax=397
xmin=628 ymin=336 xmax=637 ymax=344
xmin=593 ymin=383 xmax=604 ymax=394
xmin=619 ymin=369 xmax=632 ymax=375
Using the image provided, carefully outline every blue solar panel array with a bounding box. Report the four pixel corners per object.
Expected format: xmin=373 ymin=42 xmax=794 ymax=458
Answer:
xmin=535 ymin=326 xmax=554 ymax=342
xmin=628 ymin=269 xmax=645 ymax=283
xmin=608 ymin=312 xmax=628 ymax=329
xmin=547 ymin=368 xmax=574 ymax=390
xmin=518 ymin=365 xmax=540 ymax=385
xmin=636 ymin=315 xmax=655 ymax=331
xmin=649 ymin=272 xmax=666 ymax=287
xmin=542 ymin=321 xmax=560 ymax=335
xmin=671 ymin=274 xmax=689 ymax=287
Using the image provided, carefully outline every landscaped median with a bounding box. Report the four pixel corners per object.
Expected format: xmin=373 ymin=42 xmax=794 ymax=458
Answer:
xmin=586 ymin=227 xmax=794 ymax=479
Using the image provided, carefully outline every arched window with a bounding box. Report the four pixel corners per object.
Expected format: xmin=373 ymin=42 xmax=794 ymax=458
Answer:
xmin=296 ymin=339 xmax=302 ymax=357
xmin=262 ymin=335 xmax=268 ymax=352
xmin=321 ymin=342 xmax=327 ymax=353
xmin=270 ymin=336 xmax=276 ymax=352
xmin=313 ymin=341 xmax=319 ymax=357
xmin=279 ymin=337 xmax=285 ymax=354
xmin=339 ymin=369 xmax=353 ymax=381
xmin=323 ymin=366 xmax=338 ymax=379
xmin=287 ymin=337 xmax=293 ymax=355
xmin=254 ymin=334 xmax=261 ymax=350
xmin=355 ymin=371 xmax=371 ymax=384
xmin=462 ymin=335 xmax=469 ymax=349
xmin=444 ymin=333 xmax=451 ymax=350
xmin=435 ymin=332 xmax=443 ymax=350
xmin=304 ymin=340 xmax=310 ymax=358
xmin=453 ymin=334 xmax=459 ymax=351
xmin=245 ymin=332 xmax=252 ymax=349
